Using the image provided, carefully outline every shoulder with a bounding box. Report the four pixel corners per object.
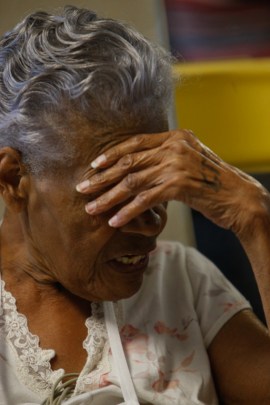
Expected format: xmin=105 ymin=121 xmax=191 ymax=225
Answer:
xmin=151 ymin=241 xmax=242 ymax=293
xmin=147 ymin=241 xmax=250 ymax=345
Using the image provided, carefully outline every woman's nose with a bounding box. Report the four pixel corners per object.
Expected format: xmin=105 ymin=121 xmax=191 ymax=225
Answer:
xmin=119 ymin=205 xmax=167 ymax=237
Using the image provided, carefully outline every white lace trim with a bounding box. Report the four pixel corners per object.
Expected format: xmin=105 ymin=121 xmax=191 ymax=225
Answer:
xmin=0 ymin=279 xmax=123 ymax=398
xmin=75 ymin=301 xmax=124 ymax=395
xmin=0 ymin=279 xmax=64 ymax=396
xmin=75 ymin=302 xmax=109 ymax=394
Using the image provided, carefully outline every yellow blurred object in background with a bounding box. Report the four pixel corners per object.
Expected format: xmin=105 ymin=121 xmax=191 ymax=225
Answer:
xmin=173 ymin=59 xmax=270 ymax=172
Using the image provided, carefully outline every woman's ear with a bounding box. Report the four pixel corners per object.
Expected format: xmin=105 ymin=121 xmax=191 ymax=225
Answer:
xmin=0 ymin=147 xmax=28 ymax=212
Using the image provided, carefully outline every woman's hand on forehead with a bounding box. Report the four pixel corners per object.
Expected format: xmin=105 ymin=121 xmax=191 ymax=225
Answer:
xmin=76 ymin=129 xmax=197 ymax=224
xmin=76 ymin=128 xmax=267 ymax=238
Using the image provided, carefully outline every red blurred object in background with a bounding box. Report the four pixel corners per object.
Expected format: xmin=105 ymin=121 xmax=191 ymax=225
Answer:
xmin=164 ymin=0 xmax=270 ymax=61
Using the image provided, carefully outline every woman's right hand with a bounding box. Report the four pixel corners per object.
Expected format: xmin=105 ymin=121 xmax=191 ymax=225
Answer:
xmin=76 ymin=129 xmax=270 ymax=239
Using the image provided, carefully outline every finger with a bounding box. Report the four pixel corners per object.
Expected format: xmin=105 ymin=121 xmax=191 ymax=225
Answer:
xmin=90 ymin=129 xmax=197 ymax=169
xmin=84 ymin=150 xmax=213 ymax=220
xmin=108 ymin=185 xmax=169 ymax=227
xmin=77 ymin=130 xmax=202 ymax=193
xmin=77 ymin=147 xmax=163 ymax=193
xmin=81 ymin=137 xmax=223 ymax=201
xmin=90 ymin=132 xmax=170 ymax=169
xmin=83 ymin=140 xmax=207 ymax=210
xmin=85 ymin=165 xmax=164 ymax=215
xmin=108 ymin=176 xmax=205 ymax=228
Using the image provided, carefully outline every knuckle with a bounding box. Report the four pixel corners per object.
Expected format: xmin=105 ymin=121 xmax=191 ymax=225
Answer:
xmin=174 ymin=172 xmax=186 ymax=185
xmin=166 ymin=139 xmax=188 ymax=155
xmin=95 ymin=195 xmax=107 ymax=209
xmin=182 ymin=128 xmax=194 ymax=137
xmin=167 ymin=173 xmax=189 ymax=195
xmin=171 ymin=156 xmax=184 ymax=170
xmin=177 ymin=128 xmax=195 ymax=139
xmin=168 ymin=129 xmax=180 ymax=139
xmin=123 ymin=173 xmax=139 ymax=191
xmin=167 ymin=173 xmax=182 ymax=186
xmin=135 ymin=191 xmax=151 ymax=206
xmin=133 ymin=134 xmax=147 ymax=147
xmin=91 ymin=171 xmax=105 ymax=185
xmin=117 ymin=153 xmax=134 ymax=170
xmin=171 ymin=129 xmax=198 ymax=146
xmin=169 ymin=129 xmax=188 ymax=139
xmin=177 ymin=140 xmax=189 ymax=154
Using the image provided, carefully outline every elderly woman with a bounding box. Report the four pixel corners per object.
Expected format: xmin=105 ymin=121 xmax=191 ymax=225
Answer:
xmin=1 ymin=5 xmax=270 ymax=405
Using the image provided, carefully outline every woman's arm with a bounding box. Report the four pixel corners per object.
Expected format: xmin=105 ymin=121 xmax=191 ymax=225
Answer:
xmin=76 ymin=129 xmax=270 ymax=322
xmin=77 ymin=130 xmax=270 ymax=318
xmin=208 ymin=309 xmax=270 ymax=404
xmin=76 ymin=128 xmax=270 ymax=401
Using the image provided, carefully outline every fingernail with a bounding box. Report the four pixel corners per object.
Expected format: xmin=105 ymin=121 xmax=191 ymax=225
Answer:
xmin=108 ymin=215 xmax=119 ymax=227
xmin=85 ymin=201 xmax=97 ymax=213
xmin=91 ymin=154 xmax=107 ymax=168
xmin=76 ymin=180 xmax=90 ymax=192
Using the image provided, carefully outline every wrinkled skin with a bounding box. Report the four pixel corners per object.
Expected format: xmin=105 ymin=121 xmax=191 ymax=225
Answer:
xmin=76 ymin=128 xmax=270 ymax=404
xmin=0 ymin=123 xmax=168 ymax=374
xmin=2 ymin=126 xmax=270 ymax=401
xmin=1 ymin=125 xmax=169 ymax=303
xmin=77 ymin=129 xmax=270 ymax=239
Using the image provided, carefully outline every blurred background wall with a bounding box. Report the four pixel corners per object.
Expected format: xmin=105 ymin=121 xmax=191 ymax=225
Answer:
xmin=0 ymin=0 xmax=169 ymax=45
xmin=163 ymin=0 xmax=270 ymax=323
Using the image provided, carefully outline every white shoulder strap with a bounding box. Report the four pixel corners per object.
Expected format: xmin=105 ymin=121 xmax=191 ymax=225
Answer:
xmin=104 ymin=301 xmax=139 ymax=405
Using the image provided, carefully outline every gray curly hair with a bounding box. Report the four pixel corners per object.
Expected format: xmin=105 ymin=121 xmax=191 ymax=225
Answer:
xmin=0 ymin=6 xmax=173 ymax=174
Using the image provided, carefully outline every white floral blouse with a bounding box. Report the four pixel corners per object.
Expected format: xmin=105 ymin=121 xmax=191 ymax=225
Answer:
xmin=0 ymin=241 xmax=250 ymax=405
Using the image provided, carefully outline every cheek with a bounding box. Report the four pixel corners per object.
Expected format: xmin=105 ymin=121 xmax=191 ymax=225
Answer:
xmin=44 ymin=215 xmax=115 ymax=294
xmin=57 ymin=213 xmax=114 ymax=263
xmin=56 ymin=220 xmax=117 ymax=299
xmin=62 ymin=211 xmax=117 ymax=266
xmin=28 ymin=189 xmax=112 ymax=265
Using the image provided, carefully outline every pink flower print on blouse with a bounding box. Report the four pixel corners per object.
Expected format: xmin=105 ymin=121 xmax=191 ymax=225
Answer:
xmin=120 ymin=323 xmax=197 ymax=401
xmin=154 ymin=321 xmax=188 ymax=341
xmin=120 ymin=324 xmax=149 ymax=354
xmin=204 ymin=280 xmax=246 ymax=315
xmin=149 ymin=350 xmax=197 ymax=402
xmin=152 ymin=370 xmax=181 ymax=392
xmin=151 ymin=350 xmax=196 ymax=392
xmin=221 ymin=300 xmax=245 ymax=313
xmin=131 ymin=350 xmax=183 ymax=401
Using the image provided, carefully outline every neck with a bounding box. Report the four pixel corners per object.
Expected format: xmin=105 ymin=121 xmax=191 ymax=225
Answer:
xmin=0 ymin=210 xmax=92 ymax=374
xmin=0 ymin=209 xmax=27 ymax=278
xmin=0 ymin=210 xmax=90 ymax=312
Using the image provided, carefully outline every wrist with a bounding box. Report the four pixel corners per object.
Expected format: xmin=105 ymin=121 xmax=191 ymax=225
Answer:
xmin=236 ymin=185 xmax=270 ymax=243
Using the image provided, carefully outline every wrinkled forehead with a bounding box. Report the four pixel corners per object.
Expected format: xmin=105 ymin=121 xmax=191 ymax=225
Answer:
xmin=64 ymin=110 xmax=168 ymax=162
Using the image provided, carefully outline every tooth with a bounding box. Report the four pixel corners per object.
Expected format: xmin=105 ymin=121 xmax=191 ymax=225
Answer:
xmin=115 ymin=255 xmax=145 ymax=264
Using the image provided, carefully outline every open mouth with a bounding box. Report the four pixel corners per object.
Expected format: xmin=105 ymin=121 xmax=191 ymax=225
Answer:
xmin=109 ymin=254 xmax=149 ymax=272
xmin=114 ymin=255 xmax=146 ymax=265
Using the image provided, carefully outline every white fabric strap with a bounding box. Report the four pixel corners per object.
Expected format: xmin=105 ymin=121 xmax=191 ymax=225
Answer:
xmin=0 ymin=272 xmax=2 ymax=309
xmin=104 ymin=301 xmax=139 ymax=405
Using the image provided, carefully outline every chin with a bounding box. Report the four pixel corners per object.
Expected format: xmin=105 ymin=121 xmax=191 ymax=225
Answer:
xmin=72 ymin=274 xmax=144 ymax=302
xmin=106 ymin=279 xmax=143 ymax=302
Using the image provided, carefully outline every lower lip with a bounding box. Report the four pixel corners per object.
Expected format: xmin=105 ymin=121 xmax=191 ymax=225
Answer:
xmin=108 ymin=255 xmax=149 ymax=273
